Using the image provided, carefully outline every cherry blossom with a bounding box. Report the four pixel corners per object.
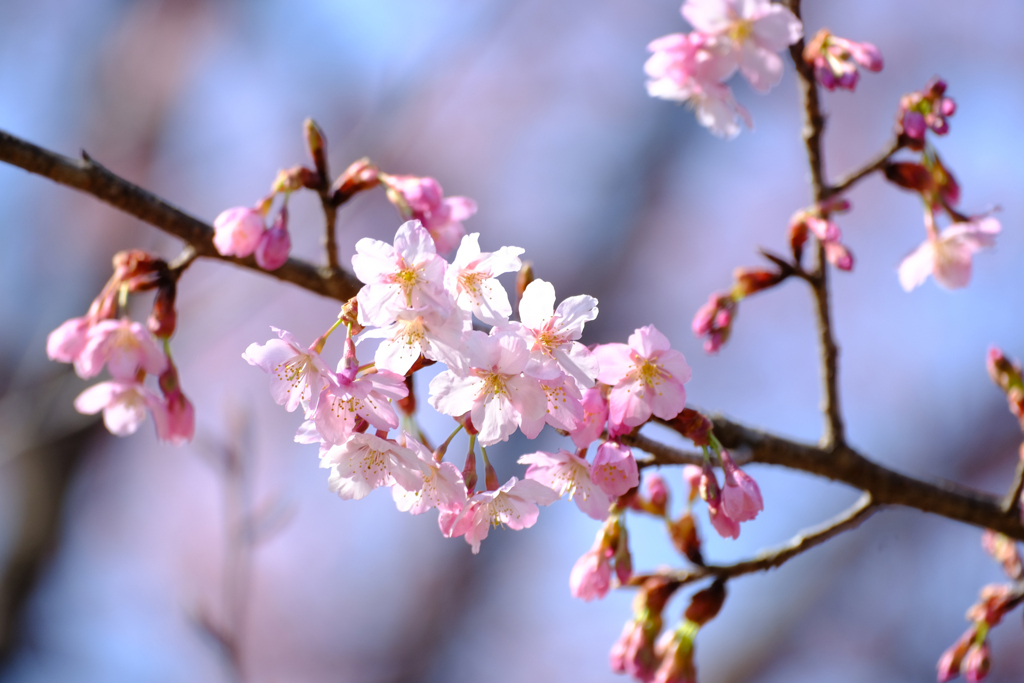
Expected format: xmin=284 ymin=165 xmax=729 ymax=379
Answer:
xmin=212 ymin=206 xmax=264 ymax=258
xmin=898 ymin=216 xmax=1000 ymax=291
xmin=682 ymin=0 xmax=803 ymax=93
xmin=692 ymin=293 xmax=736 ymax=354
xmin=392 ymin=435 xmax=467 ymax=515
xmin=512 ymin=279 xmax=599 ymax=387
xmin=254 ymin=207 xmax=291 ymax=271
xmin=382 ymin=175 xmax=477 ymax=254
xmin=428 ymin=331 xmax=546 ymax=446
xmin=319 ymin=431 xmax=425 ymax=501
xmin=359 ymin=308 xmax=469 ymax=376
xmin=76 ymin=318 xmax=168 ymax=380
xmin=352 ymin=220 xmax=452 ymax=327
xmin=74 ymin=380 xmax=169 ymax=438
xmin=441 ymin=476 xmax=558 ymax=554
xmin=591 ymin=440 xmax=640 ymax=498
xmin=897 ymin=78 xmax=956 ymax=147
xmin=569 ymin=385 xmax=611 ymax=448
xmin=699 ymin=463 xmax=740 ymax=539
xmin=311 ymin=371 xmax=407 ymax=445
xmin=569 ymin=544 xmax=614 ymax=601
xmin=444 ymin=233 xmax=524 ymax=326
xmin=593 ymin=325 xmax=692 ymax=431
xmin=610 ymin=617 xmax=659 ymax=683
xmin=719 ymin=450 xmax=762 ymax=522
xmin=242 ymin=327 xmax=334 ymax=414
xmin=157 ymin=362 xmax=194 ymax=445
xmin=46 ymin=316 xmax=93 ymax=365
xmin=518 ymin=373 xmax=584 ymax=439
xmin=803 ymin=28 xmax=882 ymax=92
xmin=519 ymin=449 xmax=612 ymax=520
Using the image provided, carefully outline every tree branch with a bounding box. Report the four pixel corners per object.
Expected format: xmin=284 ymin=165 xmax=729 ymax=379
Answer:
xmin=629 ymin=412 xmax=1024 ymax=542
xmin=1002 ymin=454 xmax=1024 ymax=515
xmin=786 ymin=0 xmax=845 ymax=450
xmin=630 ymin=492 xmax=876 ymax=587
xmin=0 ymin=129 xmax=362 ymax=303
xmin=825 ymin=138 xmax=903 ymax=199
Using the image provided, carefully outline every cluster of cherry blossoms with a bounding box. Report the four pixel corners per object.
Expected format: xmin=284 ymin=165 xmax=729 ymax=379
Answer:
xmin=243 ymin=217 xmax=749 ymax=558
xmin=46 ymin=250 xmax=194 ymax=444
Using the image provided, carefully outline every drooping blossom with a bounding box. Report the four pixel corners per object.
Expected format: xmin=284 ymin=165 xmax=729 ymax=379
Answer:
xmin=359 ymin=308 xmax=469 ymax=376
xmin=382 ymin=175 xmax=477 ymax=253
xmin=441 ymin=476 xmax=558 ymax=554
xmin=428 ymin=331 xmax=546 ymax=446
xmin=518 ymin=373 xmax=585 ymax=440
xmin=242 ymin=327 xmax=334 ymax=414
xmin=254 ymin=207 xmax=291 ymax=271
xmin=519 ymin=449 xmax=612 ymax=520
xmin=718 ymin=450 xmax=763 ymax=522
xmin=682 ymin=0 xmax=803 ymax=93
xmin=569 ymin=544 xmax=614 ymax=601
xmin=74 ymin=380 xmax=169 ymax=438
xmin=212 ymin=206 xmax=265 ymax=258
xmin=699 ymin=462 xmax=740 ymax=539
xmin=803 ymin=28 xmax=882 ymax=91
xmin=46 ymin=316 xmax=93 ymax=365
xmin=351 ymin=220 xmax=452 ymax=327
xmin=157 ymin=360 xmax=194 ymax=445
xmin=76 ymin=318 xmax=168 ymax=380
xmin=591 ymin=440 xmax=640 ymax=498
xmin=319 ymin=431 xmax=425 ymax=501
xmin=512 ymin=279 xmax=599 ymax=387
xmin=570 ymin=385 xmax=611 ymax=448
xmin=653 ymin=627 xmax=698 ymax=683
xmin=444 ymin=233 xmax=524 ymax=326
xmin=898 ymin=216 xmax=999 ymax=292
xmin=644 ymin=32 xmax=751 ymax=138
xmin=610 ymin=617 xmax=660 ymax=683
xmin=593 ymin=325 xmax=692 ymax=432
xmin=392 ymin=435 xmax=467 ymax=515
xmin=962 ymin=642 xmax=991 ymax=682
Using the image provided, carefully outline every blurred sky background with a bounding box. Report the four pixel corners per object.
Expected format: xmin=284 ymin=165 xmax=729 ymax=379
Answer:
xmin=0 ymin=0 xmax=1023 ymax=681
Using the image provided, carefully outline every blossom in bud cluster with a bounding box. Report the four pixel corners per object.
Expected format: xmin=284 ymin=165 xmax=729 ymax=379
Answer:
xmin=74 ymin=380 xmax=169 ymax=437
xmin=569 ymin=544 xmax=614 ymax=601
xmin=981 ymin=530 xmax=1023 ymax=580
xmin=719 ymin=450 xmax=763 ymax=522
xmin=646 ymin=473 xmax=669 ymax=516
xmin=242 ymin=327 xmax=334 ymax=414
xmin=593 ymin=325 xmax=691 ymax=432
xmin=962 ymin=642 xmax=990 ymax=683
xmin=897 ymin=77 xmax=956 ymax=148
xmin=653 ymin=624 xmax=697 ymax=683
xmin=157 ymin=360 xmax=194 ymax=445
xmin=937 ymin=627 xmax=976 ymax=683
xmin=985 ymin=347 xmax=1024 ymax=427
xmin=254 ymin=208 xmax=291 ymax=271
xmin=692 ymin=293 xmax=735 ymax=353
xmin=699 ymin=462 xmax=739 ymax=539
xmin=382 ymin=174 xmax=477 ymax=253
xmin=899 ymin=216 xmax=999 ymax=291
xmin=790 ymin=209 xmax=855 ymax=272
xmin=592 ymin=440 xmax=640 ymax=498
xmin=803 ymin=28 xmax=882 ymax=91
xmin=519 ymin=449 xmax=612 ymax=520
xmin=682 ymin=0 xmax=803 ymax=93
xmin=352 ymin=220 xmax=452 ymax=328
xmin=213 ymin=207 xmax=265 ymax=258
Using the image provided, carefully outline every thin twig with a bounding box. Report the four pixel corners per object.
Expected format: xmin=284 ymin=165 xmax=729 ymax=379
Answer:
xmin=0 ymin=129 xmax=362 ymax=302
xmin=321 ymin=194 xmax=340 ymax=271
xmin=1002 ymin=458 xmax=1024 ymax=515
xmin=624 ymin=431 xmax=744 ymax=468
xmin=630 ymin=493 xmax=876 ymax=587
xmin=168 ymin=245 xmax=198 ymax=279
xmin=825 ymin=138 xmax=903 ymax=199
xmin=786 ymin=0 xmax=845 ymax=450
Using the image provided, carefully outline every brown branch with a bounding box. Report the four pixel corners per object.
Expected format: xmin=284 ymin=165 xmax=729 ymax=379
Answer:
xmin=632 ymin=412 xmax=1024 ymax=542
xmin=1003 ymin=457 xmax=1024 ymax=515
xmin=0 ymin=129 xmax=362 ymax=302
xmin=630 ymin=493 xmax=876 ymax=587
xmin=825 ymin=138 xmax=903 ymax=199
xmin=624 ymin=431 xmax=745 ymax=468
xmin=786 ymin=0 xmax=845 ymax=450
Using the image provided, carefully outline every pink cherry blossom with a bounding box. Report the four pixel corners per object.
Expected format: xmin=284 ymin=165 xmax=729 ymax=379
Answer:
xmin=428 ymin=331 xmax=546 ymax=446
xmin=593 ymin=325 xmax=692 ymax=431
xmin=682 ymin=0 xmax=803 ymax=93
xmin=382 ymin=175 xmax=477 ymax=253
xmin=513 ymin=279 xmax=599 ymax=387
xmin=74 ymin=380 xmax=169 ymax=438
xmin=157 ymin=362 xmax=194 ymax=445
xmin=692 ymin=292 xmax=736 ymax=353
xmin=518 ymin=373 xmax=585 ymax=440
xmin=519 ymin=449 xmax=612 ymax=520
xmin=719 ymin=450 xmax=763 ymax=522
xmin=897 ymin=78 xmax=956 ymax=145
xmin=392 ymin=436 xmax=467 ymax=515
xmin=444 ymin=233 xmax=524 ymax=326
xmin=569 ymin=386 xmax=610 ymax=448
xmin=898 ymin=216 xmax=1000 ymax=291
xmin=359 ymin=308 xmax=469 ymax=376
xmin=254 ymin=208 xmax=291 ymax=271
xmin=610 ymin=618 xmax=658 ymax=683
xmin=569 ymin=544 xmax=613 ymax=601
xmin=76 ymin=318 xmax=168 ymax=380
xmin=351 ymin=220 xmax=452 ymax=327
xmin=46 ymin=316 xmax=93 ymax=364
xmin=804 ymin=215 xmax=854 ymax=272
xmin=311 ymin=370 xmax=407 ymax=445
xmin=319 ymin=431 xmax=425 ymax=501
xmin=591 ymin=440 xmax=640 ymax=498
xmin=242 ymin=327 xmax=334 ymax=414
xmin=699 ymin=464 xmax=740 ymax=539
xmin=212 ymin=206 xmax=265 ymax=258
xmin=804 ymin=29 xmax=882 ymax=92
xmin=441 ymin=476 xmax=558 ymax=554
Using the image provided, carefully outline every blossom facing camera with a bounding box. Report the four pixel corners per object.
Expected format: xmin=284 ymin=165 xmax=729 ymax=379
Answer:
xmin=898 ymin=216 xmax=999 ymax=291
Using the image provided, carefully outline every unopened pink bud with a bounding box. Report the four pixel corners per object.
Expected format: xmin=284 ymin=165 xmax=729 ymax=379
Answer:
xmin=213 ymin=207 xmax=265 ymax=258
xmin=962 ymin=642 xmax=990 ymax=682
xmin=255 ymin=209 xmax=291 ymax=271
xmin=902 ymin=111 xmax=927 ymax=141
xmin=646 ymin=473 xmax=670 ymax=516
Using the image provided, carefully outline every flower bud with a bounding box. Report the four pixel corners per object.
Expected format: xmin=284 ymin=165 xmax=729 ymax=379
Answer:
xmin=396 ymin=374 xmax=416 ymax=416
xmin=684 ymin=578 xmax=726 ymax=626
xmin=653 ymin=622 xmax=698 ymax=683
xmin=884 ymin=161 xmax=934 ymax=193
xmin=937 ymin=628 xmax=975 ymax=682
xmin=646 ymin=473 xmax=670 ymax=516
xmin=331 ymin=158 xmax=380 ymax=204
xmin=462 ymin=448 xmax=478 ymax=495
xmin=986 ymin=347 xmax=1024 ymax=425
xmin=962 ymin=641 xmax=990 ymax=682
xmin=213 ymin=207 xmax=265 ymax=258
xmin=515 ymin=261 xmax=534 ymax=312
xmin=981 ymin=530 xmax=1023 ymax=580
xmin=692 ymin=293 xmax=736 ymax=354
xmin=255 ymin=208 xmax=291 ymax=271
xmin=613 ymin=521 xmax=633 ymax=585
xmin=271 ymin=165 xmax=318 ymax=194
xmin=667 ymin=511 xmax=703 ymax=565
xmin=338 ymin=297 xmax=364 ymax=336
xmin=732 ymin=268 xmax=785 ymax=298
xmin=303 ymin=118 xmax=328 ymax=179
xmin=147 ymin=280 xmax=177 ymax=338
xmin=157 ymin=360 xmax=194 ymax=445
